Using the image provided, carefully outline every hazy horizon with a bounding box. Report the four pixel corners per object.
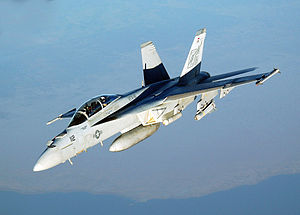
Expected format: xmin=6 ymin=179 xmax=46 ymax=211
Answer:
xmin=1 ymin=173 xmax=300 ymax=214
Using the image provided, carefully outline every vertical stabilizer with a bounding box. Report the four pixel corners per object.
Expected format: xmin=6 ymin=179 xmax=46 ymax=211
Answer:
xmin=179 ymin=28 xmax=206 ymax=83
xmin=141 ymin=41 xmax=170 ymax=86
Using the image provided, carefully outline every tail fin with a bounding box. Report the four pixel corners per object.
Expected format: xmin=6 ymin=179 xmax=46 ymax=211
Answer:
xmin=179 ymin=28 xmax=206 ymax=83
xmin=141 ymin=41 xmax=170 ymax=86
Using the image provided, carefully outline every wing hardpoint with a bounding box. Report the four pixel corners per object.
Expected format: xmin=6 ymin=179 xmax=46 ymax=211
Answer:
xmin=179 ymin=28 xmax=206 ymax=84
xmin=141 ymin=41 xmax=170 ymax=86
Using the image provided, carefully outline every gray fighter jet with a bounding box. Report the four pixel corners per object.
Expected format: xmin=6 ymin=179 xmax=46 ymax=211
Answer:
xmin=33 ymin=28 xmax=280 ymax=171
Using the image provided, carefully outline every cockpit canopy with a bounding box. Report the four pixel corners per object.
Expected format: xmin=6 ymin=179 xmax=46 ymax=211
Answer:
xmin=68 ymin=94 xmax=119 ymax=127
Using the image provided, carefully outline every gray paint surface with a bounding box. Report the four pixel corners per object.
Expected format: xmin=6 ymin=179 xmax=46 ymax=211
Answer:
xmin=0 ymin=0 xmax=299 ymax=201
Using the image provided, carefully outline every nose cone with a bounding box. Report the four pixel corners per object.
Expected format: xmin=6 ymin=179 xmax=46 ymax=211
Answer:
xmin=33 ymin=148 xmax=62 ymax=172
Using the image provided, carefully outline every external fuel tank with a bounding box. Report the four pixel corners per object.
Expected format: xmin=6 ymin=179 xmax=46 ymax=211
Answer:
xmin=109 ymin=123 xmax=160 ymax=152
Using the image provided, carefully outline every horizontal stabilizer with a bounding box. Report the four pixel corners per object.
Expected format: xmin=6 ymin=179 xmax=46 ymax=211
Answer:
xmin=141 ymin=41 xmax=170 ymax=86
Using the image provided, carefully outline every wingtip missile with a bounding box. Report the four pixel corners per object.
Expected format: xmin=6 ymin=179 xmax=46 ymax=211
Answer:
xmin=256 ymin=68 xmax=280 ymax=86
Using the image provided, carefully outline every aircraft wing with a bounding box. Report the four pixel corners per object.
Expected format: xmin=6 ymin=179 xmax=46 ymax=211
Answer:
xmin=164 ymin=69 xmax=280 ymax=101
xmin=202 ymin=67 xmax=258 ymax=82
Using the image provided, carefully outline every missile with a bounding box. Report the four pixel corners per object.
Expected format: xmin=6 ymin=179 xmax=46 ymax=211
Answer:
xmin=163 ymin=112 xmax=182 ymax=126
xmin=256 ymin=68 xmax=280 ymax=85
xmin=194 ymin=102 xmax=216 ymax=121
xmin=109 ymin=123 xmax=160 ymax=152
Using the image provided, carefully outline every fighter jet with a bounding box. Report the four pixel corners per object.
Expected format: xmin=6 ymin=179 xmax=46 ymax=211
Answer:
xmin=33 ymin=28 xmax=280 ymax=171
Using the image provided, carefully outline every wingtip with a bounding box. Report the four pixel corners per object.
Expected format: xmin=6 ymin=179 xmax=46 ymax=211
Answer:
xmin=274 ymin=68 xmax=281 ymax=73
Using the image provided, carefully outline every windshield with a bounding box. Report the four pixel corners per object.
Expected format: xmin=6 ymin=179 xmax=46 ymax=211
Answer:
xmin=68 ymin=94 xmax=119 ymax=127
